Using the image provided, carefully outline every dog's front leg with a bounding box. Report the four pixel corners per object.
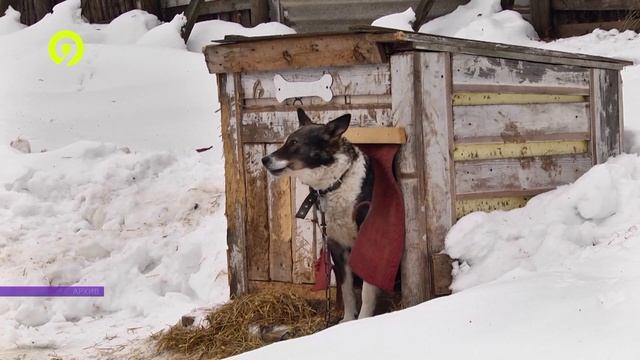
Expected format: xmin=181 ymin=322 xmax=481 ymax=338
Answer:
xmin=340 ymin=264 xmax=357 ymax=323
xmin=358 ymin=281 xmax=379 ymax=319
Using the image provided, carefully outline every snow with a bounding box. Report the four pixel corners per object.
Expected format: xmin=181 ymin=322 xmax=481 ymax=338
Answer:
xmin=187 ymin=19 xmax=296 ymax=52
xmin=137 ymin=14 xmax=187 ymax=49
xmin=0 ymin=6 xmax=26 ymax=35
xmin=371 ymin=7 xmax=416 ymax=33
xmin=420 ymin=0 xmax=539 ymax=46
xmin=102 ymin=10 xmax=161 ymax=44
xmin=0 ymin=0 xmax=289 ymax=357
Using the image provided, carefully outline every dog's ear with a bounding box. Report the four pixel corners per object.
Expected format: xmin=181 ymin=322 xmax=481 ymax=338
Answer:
xmin=297 ymin=108 xmax=313 ymax=127
xmin=325 ymin=114 xmax=351 ymax=139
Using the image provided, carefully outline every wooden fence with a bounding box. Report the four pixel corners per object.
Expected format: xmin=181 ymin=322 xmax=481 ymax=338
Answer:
xmin=0 ymin=0 xmax=161 ymax=25
xmin=532 ymin=0 xmax=640 ymax=38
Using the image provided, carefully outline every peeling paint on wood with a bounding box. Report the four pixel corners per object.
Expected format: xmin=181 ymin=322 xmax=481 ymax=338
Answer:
xmin=456 ymin=196 xmax=531 ymax=219
xmin=455 ymin=154 xmax=592 ymax=195
xmin=452 ymin=92 xmax=587 ymax=106
xmin=452 ymin=54 xmax=591 ymax=87
xmin=453 ymin=103 xmax=590 ymax=143
xmin=241 ymin=109 xmax=392 ymax=143
xmin=453 ymin=140 xmax=589 ymax=161
xmin=240 ymin=64 xmax=391 ymax=100
xmin=243 ymin=144 xmax=270 ymax=281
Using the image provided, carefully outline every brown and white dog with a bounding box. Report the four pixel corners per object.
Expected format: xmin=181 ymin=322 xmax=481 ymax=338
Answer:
xmin=261 ymin=108 xmax=377 ymax=322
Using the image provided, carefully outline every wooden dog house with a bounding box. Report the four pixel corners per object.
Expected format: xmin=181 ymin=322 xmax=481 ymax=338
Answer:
xmin=203 ymin=28 xmax=630 ymax=308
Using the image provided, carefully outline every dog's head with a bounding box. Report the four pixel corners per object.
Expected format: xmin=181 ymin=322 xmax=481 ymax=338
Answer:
xmin=261 ymin=108 xmax=351 ymax=176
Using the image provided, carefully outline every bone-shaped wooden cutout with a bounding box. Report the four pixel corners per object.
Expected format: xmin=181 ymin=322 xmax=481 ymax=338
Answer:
xmin=274 ymin=73 xmax=333 ymax=103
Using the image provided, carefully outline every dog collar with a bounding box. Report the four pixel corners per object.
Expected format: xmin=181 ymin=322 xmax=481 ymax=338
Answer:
xmin=295 ymin=166 xmax=351 ymax=219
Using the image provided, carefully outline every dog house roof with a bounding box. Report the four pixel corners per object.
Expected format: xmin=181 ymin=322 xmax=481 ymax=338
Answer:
xmin=203 ymin=26 xmax=632 ymax=74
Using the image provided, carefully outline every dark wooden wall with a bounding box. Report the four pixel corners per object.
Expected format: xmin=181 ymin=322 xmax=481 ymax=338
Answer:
xmin=1 ymin=0 xmax=162 ymax=25
xmin=531 ymin=0 xmax=640 ymax=39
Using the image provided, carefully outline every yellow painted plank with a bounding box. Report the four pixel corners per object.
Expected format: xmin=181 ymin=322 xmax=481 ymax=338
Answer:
xmin=452 ymin=92 xmax=587 ymax=106
xmin=344 ymin=127 xmax=406 ymax=144
xmin=453 ymin=140 xmax=589 ymax=161
xmin=456 ymin=196 xmax=531 ymax=219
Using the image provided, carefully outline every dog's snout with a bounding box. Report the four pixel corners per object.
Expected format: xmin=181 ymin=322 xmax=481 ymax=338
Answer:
xmin=261 ymin=156 xmax=270 ymax=166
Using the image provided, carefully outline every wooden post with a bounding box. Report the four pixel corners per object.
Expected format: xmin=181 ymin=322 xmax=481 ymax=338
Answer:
xmin=501 ymin=0 xmax=515 ymax=10
xmin=219 ymin=73 xmax=249 ymax=297
xmin=413 ymin=0 xmax=435 ymax=32
xmin=182 ymin=0 xmax=204 ymax=42
xmin=392 ymin=53 xmax=430 ymax=307
xmin=530 ymin=0 xmax=553 ymax=39
xmin=0 ymin=0 xmax=9 ymax=16
xmin=418 ymin=52 xmax=455 ymax=298
xmin=591 ymin=68 xmax=622 ymax=164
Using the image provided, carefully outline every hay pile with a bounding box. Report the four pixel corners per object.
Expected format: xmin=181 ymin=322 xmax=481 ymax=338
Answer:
xmin=155 ymin=289 xmax=335 ymax=359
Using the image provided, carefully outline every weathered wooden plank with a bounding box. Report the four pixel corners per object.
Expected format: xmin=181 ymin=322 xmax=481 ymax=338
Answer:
xmin=453 ymin=103 xmax=590 ymax=142
xmin=344 ymin=127 xmax=406 ymax=144
xmin=205 ymin=33 xmax=397 ymax=74
xmin=219 ymin=74 xmax=248 ymax=297
xmin=240 ymin=64 xmax=391 ymax=99
xmin=292 ymin=178 xmax=316 ymax=284
xmin=592 ymin=69 xmax=622 ymax=164
xmin=398 ymin=178 xmax=429 ymax=305
xmin=420 ymin=52 xmax=455 ymax=294
xmin=452 ymin=93 xmax=587 ymax=106
xmin=432 ymin=253 xmax=452 ymax=296
xmin=391 ymin=53 xmax=417 ymax=176
xmin=391 ymin=53 xmax=429 ymax=306
xmin=250 ymin=0 xmax=269 ymax=26
xmin=453 ymin=140 xmax=589 ymax=161
xmin=241 ymin=108 xmax=392 ymax=143
xmin=452 ymin=54 xmax=590 ymax=88
xmin=243 ymin=144 xmax=270 ymax=281
xmin=456 ymin=196 xmax=532 ymax=219
xmin=455 ymin=154 xmax=592 ymax=195
xmin=453 ymin=84 xmax=590 ymax=95
xmin=266 ymin=144 xmax=293 ymax=282
xmin=396 ymin=30 xmax=631 ymax=68
xmin=557 ymin=21 xmax=628 ymax=38
xmin=413 ymin=0 xmax=436 ymax=31
xmin=552 ymin=0 xmax=640 ymax=10
xmin=619 ymin=72 xmax=625 ymax=152
xmin=530 ymin=0 xmax=553 ymax=38
xmin=243 ymin=95 xmax=391 ymax=111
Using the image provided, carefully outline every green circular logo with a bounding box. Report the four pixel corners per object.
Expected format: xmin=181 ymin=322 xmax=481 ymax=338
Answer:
xmin=48 ymin=30 xmax=84 ymax=67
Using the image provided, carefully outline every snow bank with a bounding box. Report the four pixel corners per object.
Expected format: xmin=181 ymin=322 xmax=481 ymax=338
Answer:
xmin=446 ymin=155 xmax=640 ymax=291
xmin=0 ymin=141 xmax=228 ymax=350
xmin=0 ymin=6 xmax=26 ymax=35
xmin=137 ymin=14 xmax=186 ymax=49
xmin=187 ymin=19 xmax=295 ymax=52
xmin=419 ymin=0 xmax=538 ymax=46
xmin=0 ymin=0 xmax=230 ymax=356
xmin=370 ymin=0 xmax=538 ymax=46
xmin=103 ymin=9 xmax=160 ymax=44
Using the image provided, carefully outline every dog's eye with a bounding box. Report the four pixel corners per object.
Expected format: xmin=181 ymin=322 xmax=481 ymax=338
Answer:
xmin=288 ymin=139 xmax=298 ymax=146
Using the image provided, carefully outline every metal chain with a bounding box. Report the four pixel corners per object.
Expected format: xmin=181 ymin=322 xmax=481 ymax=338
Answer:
xmin=316 ymin=193 xmax=332 ymax=328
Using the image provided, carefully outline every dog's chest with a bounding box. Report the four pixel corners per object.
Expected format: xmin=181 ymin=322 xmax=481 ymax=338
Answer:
xmin=324 ymin=189 xmax=359 ymax=248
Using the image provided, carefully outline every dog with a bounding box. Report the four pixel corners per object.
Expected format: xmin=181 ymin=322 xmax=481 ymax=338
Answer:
xmin=261 ymin=108 xmax=377 ymax=322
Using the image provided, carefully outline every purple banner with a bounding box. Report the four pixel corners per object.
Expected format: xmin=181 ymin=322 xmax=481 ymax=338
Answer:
xmin=0 ymin=286 xmax=104 ymax=297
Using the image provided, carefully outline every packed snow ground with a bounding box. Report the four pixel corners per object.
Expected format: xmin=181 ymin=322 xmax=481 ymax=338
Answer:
xmin=0 ymin=1 xmax=294 ymax=358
